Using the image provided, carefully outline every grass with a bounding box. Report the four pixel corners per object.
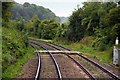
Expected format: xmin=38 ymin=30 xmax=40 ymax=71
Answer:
xmin=32 ymin=44 xmax=44 ymax=50
xmin=2 ymin=26 xmax=27 ymax=72
xmin=2 ymin=38 xmax=45 ymax=78
xmin=64 ymin=43 xmax=112 ymax=63
xmin=29 ymin=37 xmax=53 ymax=43
xmin=53 ymin=37 xmax=113 ymax=63
xmin=29 ymin=37 xmax=113 ymax=63
xmin=2 ymin=22 xmax=35 ymax=78
xmin=2 ymin=46 xmax=34 ymax=78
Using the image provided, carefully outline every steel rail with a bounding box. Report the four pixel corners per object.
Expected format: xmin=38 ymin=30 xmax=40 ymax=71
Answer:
xmin=66 ymin=54 xmax=95 ymax=80
xmin=35 ymin=53 xmax=41 ymax=80
xmin=48 ymin=52 xmax=62 ymax=80
xmin=77 ymin=53 xmax=120 ymax=80
xmin=30 ymin=45 xmax=41 ymax=80
xmin=48 ymin=42 xmax=120 ymax=80
xmin=30 ymin=41 xmax=62 ymax=80
xmin=42 ymin=42 xmax=95 ymax=80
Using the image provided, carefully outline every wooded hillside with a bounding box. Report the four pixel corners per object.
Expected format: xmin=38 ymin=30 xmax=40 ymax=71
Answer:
xmin=11 ymin=2 xmax=60 ymax=21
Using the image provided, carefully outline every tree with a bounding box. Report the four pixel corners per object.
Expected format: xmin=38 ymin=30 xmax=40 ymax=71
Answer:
xmin=38 ymin=19 xmax=60 ymax=39
xmin=16 ymin=18 xmax=25 ymax=31
xmin=67 ymin=8 xmax=85 ymax=41
xmin=67 ymin=2 xmax=119 ymax=49
xmin=11 ymin=2 xmax=59 ymax=21
xmin=2 ymin=2 xmax=13 ymax=26
xmin=31 ymin=15 xmax=40 ymax=36
xmin=23 ymin=2 xmax=30 ymax=7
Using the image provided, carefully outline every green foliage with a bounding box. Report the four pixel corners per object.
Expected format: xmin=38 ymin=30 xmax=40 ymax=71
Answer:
xmin=25 ymin=15 xmax=41 ymax=37
xmin=2 ymin=5 xmax=31 ymax=74
xmin=67 ymin=8 xmax=85 ymax=41
xmin=55 ymin=23 xmax=68 ymax=38
xmin=2 ymin=2 xmax=13 ymax=27
xmin=2 ymin=47 xmax=34 ymax=78
xmin=55 ymin=39 xmax=112 ymax=63
xmin=2 ymin=23 xmax=28 ymax=71
xmin=1 ymin=2 xmax=36 ymax=78
xmin=18 ymin=15 xmax=62 ymax=40
xmin=39 ymin=19 xmax=60 ymax=39
xmin=11 ymin=2 xmax=59 ymax=21
xmin=80 ymin=36 xmax=95 ymax=46
xmin=67 ymin=2 xmax=119 ymax=50
xmin=2 ymin=2 xmax=13 ymax=20
xmin=2 ymin=2 xmax=120 ymax=77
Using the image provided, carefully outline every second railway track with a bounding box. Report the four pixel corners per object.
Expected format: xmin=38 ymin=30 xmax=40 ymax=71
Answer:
xmin=31 ymin=40 xmax=93 ymax=79
xmin=47 ymin=42 xmax=120 ymax=80
xmin=31 ymin=40 xmax=94 ymax=79
xmin=30 ymin=39 xmax=120 ymax=80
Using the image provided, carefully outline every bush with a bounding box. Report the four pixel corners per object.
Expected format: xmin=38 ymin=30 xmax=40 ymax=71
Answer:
xmin=98 ymin=43 xmax=107 ymax=51
xmin=80 ymin=36 xmax=95 ymax=46
xmin=2 ymin=23 xmax=29 ymax=72
xmin=91 ymin=38 xmax=108 ymax=51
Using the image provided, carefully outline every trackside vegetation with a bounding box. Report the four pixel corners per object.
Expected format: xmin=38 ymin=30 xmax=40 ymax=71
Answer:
xmin=1 ymin=2 xmax=34 ymax=78
xmin=53 ymin=36 xmax=113 ymax=63
xmin=14 ymin=2 xmax=119 ymax=52
xmin=2 ymin=47 xmax=34 ymax=78
xmin=1 ymin=1 xmax=120 ymax=78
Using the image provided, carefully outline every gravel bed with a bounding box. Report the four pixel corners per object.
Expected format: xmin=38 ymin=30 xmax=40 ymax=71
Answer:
xmin=40 ymin=54 xmax=57 ymax=79
xmin=53 ymin=54 xmax=89 ymax=78
xmin=83 ymin=55 xmax=120 ymax=78
xmin=71 ymin=55 xmax=113 ymax=79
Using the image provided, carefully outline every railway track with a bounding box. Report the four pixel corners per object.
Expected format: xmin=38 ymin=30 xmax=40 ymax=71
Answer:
xmin=30 ymin=39 xmax=120 ymax=80
xmin=48 ymin=43 xmax=120 ymax=80
xmin=31 ymin=43 xmax=62 ymax=80
xmin=30 ymin=40 xmax=95 ymax=79
xmin=30 ymin=45 xmax=41 ymax=80
xmin=41 ymin=45 xmax=62 ymax=80
xmin=45 ymin=41 xmax=120 ymax=80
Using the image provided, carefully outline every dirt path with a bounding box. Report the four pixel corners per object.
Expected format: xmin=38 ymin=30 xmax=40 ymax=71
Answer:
xmin=18 ymin=54 xmax=38 ymax=78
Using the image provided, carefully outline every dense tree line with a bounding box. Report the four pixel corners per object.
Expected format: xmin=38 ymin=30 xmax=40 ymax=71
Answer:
xmin=2 ymin=2 xmax=120 ymax=73
xmin=4 ymin=2 xmax=120 ymax=51
xmin=16 ymin=15 xmax=67 ymax=40
xmin=2 ymin=2 xmax=29 ymax=72
xmin=66 ymin=2 xmax=120 ymax=50
xmin=2 ymin=1 xmax=120 ymax=78
xmin=11 ymin=2 xmax=60 ymax=21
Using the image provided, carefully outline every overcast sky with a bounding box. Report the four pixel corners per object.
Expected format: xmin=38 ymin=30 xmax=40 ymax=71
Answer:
xmin=14 ymin=0 xmax=87 ymax=17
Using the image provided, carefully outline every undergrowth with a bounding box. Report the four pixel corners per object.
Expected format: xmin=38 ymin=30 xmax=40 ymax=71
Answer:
xmin=2 ymin=47 xmax=34 ymax=78
xmin=2 ymin=21 xmax=34 ymax=78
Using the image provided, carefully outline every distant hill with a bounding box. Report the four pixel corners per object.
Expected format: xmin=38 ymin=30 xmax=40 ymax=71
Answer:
xmin=11 ymin=2 xmax=60 ymax=21
xmin=59 ymin=17 xmax=68 ymax=23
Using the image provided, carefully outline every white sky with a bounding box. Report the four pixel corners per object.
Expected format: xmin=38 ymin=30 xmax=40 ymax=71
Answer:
xmin=14 ymin=0 xmax=87 ymax=17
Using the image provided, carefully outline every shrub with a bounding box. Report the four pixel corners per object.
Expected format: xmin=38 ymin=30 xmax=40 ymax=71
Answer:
xmin=98 ymin=43 xmax=107 ymax=51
